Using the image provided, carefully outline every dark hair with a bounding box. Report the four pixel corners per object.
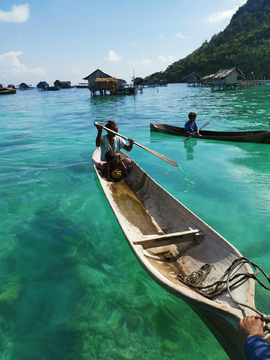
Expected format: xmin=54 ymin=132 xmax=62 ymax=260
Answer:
xmin=188 ymin=112 xmax=197 ymax=119
xmin=105 ymin=120 xmax=117 ymax=130
xmin=105 ymin=149 xmax=116 ymax=162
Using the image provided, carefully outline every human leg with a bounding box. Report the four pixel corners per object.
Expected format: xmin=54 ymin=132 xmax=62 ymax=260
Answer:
xmin=122 ymin=158 xmax=131 ymax=167
xmin=96 ymin=161 xmax=106 ymax=177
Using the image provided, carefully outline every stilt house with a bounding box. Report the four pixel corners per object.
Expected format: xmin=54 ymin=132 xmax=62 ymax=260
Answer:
xmin=83 ymin=69 xmax=128 ymax=95
xmin=201 ymin=74 xmax=214 ymax=86
xmin=212 ymin=67 xmax=244 ymax=87
xmin=19 ymin=83 xmax=31 ymax=90
xmin=37 ymin=81 xmax=49 ymax=90
xmin=54 ymin=80 xmax=72 ymax=88
xmin=187 ymin=72 xmax=201 ymax=86
xmin=83 ymin=69 xmax=112 ymax=93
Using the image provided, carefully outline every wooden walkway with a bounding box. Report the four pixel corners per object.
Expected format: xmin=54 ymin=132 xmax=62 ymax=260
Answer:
xmin=188 ymin=80 xmax=270 ymax=90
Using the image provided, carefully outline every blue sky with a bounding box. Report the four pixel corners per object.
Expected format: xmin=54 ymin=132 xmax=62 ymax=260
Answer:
xmin=0 ymin=0 xmax=247 ymax=86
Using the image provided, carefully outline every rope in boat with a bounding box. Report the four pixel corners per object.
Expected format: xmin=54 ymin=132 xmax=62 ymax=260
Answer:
xmin=177 ymin=257 xmax=270 ymax=323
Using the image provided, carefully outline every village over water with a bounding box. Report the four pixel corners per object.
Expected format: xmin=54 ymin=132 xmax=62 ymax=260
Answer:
xmin=1 ymin=66 xmax=269 ymax=96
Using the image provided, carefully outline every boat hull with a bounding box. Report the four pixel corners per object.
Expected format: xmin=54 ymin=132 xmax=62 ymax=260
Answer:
xmin=0 ymin=88 xmax=16 ymax=95
xmin=47 ymin=87 xmax=59 ymax=91
xmin=92 ymin=148 xmax=263 ymax=359
xmin=150 ymin=123 xmax=270 ymax=144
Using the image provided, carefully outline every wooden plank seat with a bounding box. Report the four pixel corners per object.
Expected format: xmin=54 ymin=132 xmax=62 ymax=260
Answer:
xmin=133 ymin=229 xmax=202 ymax=249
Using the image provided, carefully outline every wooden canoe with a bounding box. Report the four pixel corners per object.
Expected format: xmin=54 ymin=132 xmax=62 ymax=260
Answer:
xmin=92 ymin=148 xmax=269 ymax=359
xmin=0 ymin=87 xmax=16 ymax=95
xmin=150 ymin=123 xmax=270 ymax=144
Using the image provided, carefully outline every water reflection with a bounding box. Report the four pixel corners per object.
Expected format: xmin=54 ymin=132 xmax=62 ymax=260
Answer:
xmin=184 ymin=139 xmax=198 ymax=160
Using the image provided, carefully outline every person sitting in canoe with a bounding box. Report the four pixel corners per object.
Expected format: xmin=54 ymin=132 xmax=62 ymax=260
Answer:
xmin=184 ymin=112 xmax=200 ymax=137
xmin=104 ymin=150 xmax=129 ymax=181
xmin=238 ymin=315 xmax=270 ymax=359
xmin=95 ymin=120 xmax=134 ymax=173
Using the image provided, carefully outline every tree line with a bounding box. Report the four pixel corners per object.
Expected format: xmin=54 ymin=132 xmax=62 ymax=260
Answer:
xmin=147 ymin=0 xmax=270 ymax=82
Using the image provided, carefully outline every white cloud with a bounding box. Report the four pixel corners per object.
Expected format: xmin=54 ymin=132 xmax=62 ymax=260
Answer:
xmin=141 ymin=59 xmax=152 ymax=66
xmin=104 ymin=51 xmax=122 ymax=62
xmin=229 ymin=0 xmax=247 ymax=5
xmin=205 ymin=1 xmax=247 ymax=24
xmin=0 ymin=4 xmax=30 ymax=23
xmin=158 ymin=55 xmax=177 ymax=62
xmin=0 ymin=51 xmax=46 ymax=78
xmin=175 ymin=33 xmax=187 ymax=39
xmin=205 ymin=8 xmax=237 ymax=24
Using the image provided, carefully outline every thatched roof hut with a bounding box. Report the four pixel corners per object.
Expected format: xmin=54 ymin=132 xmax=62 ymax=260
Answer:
xmin=95 ymin=77 xmax=126 ymax=93
xmin=83 ymin=69 xmax=112 ymax=91
xmin=83 ymin=69 xmax=126 ymax=93
xmin=212 ymin=67 xmax=244 ymax=85
xmin=187 ymin=72 xmax=201 ymax=85
xmin=37 ymin=81 xmax=49 ymax=90
xmin=201 ymin=74 xmax=214 ymax=85
xmin=54 ymin=80 xmax=72 ymax=88
xmin=19 ymin=83 xmax=31 ymax=90
xmin=95 ymin=77 xmax=117 ymax=92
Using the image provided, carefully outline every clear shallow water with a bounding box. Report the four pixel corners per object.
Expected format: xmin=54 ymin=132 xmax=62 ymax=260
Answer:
xmin=0 ymin=84 xmax=270 ymax=359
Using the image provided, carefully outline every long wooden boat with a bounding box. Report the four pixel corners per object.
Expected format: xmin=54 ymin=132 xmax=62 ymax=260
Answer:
xmin=150 ymin=123 xmax=270 ymax=144
xmin=92 ymin=148 xmax=269 ymax=360
xmin=75 ymin=83 xmax=88 ymax=88
xmin=0 ymin=87 xmax=16 ymax=95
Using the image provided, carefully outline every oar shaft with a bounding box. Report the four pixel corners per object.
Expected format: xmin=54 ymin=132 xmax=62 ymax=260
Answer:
xmin=96 ymin=123 xmax=129 ymax=142
xmin=96 ymin=123 xmax=142 ymax=148
xmin=94 ymin=122 xmax=178 ymax=167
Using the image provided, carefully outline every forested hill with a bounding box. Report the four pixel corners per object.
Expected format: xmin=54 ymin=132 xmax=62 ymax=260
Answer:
xmin=148 ymin=0 xmax=270 ymax=83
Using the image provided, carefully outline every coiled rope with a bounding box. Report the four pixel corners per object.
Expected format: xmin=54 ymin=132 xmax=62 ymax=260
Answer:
xmin=177 ymin=257 xmax=270 ymax=323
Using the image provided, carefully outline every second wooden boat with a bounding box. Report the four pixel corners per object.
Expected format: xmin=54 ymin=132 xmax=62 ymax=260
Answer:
xmin=92 ymin=148 xmax=270 ymax=360
xmin=150 ymin=123 xmax=270 ymax=144
xmin=75 ymin=83 xmax=88 ymax=88
xmin=0 ymin=87 xmax=16 ymax=95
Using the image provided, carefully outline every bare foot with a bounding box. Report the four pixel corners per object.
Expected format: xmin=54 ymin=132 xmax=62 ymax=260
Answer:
xmin=238 ymin=315 xmax=264 ymax=345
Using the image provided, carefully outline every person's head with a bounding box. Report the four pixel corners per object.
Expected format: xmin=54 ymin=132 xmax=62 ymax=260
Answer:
xmin=188 ymin=112 xmax=197 ymax=123
xmin=105 ymin=120 xmax=118 ymax=133
xmin=105 ymin=149 xmax=116 ymax=163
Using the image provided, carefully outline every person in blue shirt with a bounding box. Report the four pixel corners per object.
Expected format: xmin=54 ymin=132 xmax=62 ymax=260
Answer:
xmin=238 ymin=315 xmax=270 ymax=359
xmin=184 ymin=112 xmax=200 ymax=137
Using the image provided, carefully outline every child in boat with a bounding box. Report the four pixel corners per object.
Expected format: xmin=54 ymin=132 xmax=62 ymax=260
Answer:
xmin=104 ymin=150 xmax=129 ymax=181
xmin=184 ymin=112 xmax=200 ymax=136
xmin=95 ymin=120 xmax=134 ymax=173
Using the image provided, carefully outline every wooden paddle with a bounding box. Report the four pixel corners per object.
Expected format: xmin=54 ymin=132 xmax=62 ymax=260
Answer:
xmin=183 ymin=122 xmax=210 ymax=142
xmin=94 ymin=122 xmax=178 ymax=167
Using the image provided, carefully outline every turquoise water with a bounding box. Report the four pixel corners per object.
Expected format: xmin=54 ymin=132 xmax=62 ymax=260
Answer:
xmin=1 ymin=84 xmax=270 ymax=359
